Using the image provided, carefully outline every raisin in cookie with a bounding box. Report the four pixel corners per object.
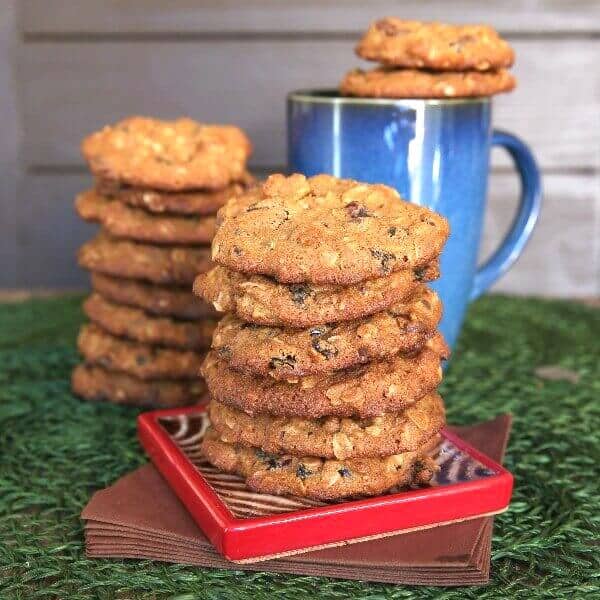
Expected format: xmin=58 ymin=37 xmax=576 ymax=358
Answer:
xmin=96 ymin=172 xmax=254 ymax=216
xmin=211 ymin=286 xmax=442 ymax=380
xmin=194 ymin=260 xmax=438 ymax=328
xmin=72 ymin=364 xmax=206 ymax=408
xmin=83 ymin=293 xmax=215 ymax=351
xmin=76 ymin=189 xmax=216 ymax=245
xmin=78 ymin=233 xmax=212 ymax=285
xmin=209 ymin=392 xmax=445 ymax=460
xmin=78 ymin=323 xmax=204 ymax=380
xmin=212 ymin=173 xmax=449 ymax=285
xmin=82 ymin=117 xmax=252 ymax=191
xmin=91 ymin=273 xmax=215 ymax=320
xmin=201 ymin=428 xmax=438 ymax=500
xmin=340 ymin=67 xmax=516 ymax=99
xmin=356 ymin=18 xmax=514 ymax=71
xmin=201 ymin=335 xmax=448 ymax=418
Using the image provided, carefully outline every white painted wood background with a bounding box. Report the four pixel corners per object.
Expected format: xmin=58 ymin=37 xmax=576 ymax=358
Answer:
xmin=1 ymin=0 xmax=598 ymax=296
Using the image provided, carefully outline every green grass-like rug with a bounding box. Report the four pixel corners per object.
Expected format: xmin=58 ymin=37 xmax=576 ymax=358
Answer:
xmin=0 ymin=294 xmax=598 ymax=599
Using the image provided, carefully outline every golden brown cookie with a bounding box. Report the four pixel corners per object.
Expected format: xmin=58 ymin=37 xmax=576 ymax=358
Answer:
xmin=356 ymin=18 xmax=514 ymax=71
xmin=209 ymin=392 xmax=445 ymax=460
xmin=71 ymin=364 xmax=206 ymax=408
xmin=78 ymin=232 xmax=212 ymax=285
xmin=91 ymin=273 xmax=215 ymax=320
xmin=340 ymin=67 xmax=516 ymax=98
xmin=212 ymin=173 xmax=449 ymax=285
xmin=194 ymin=261 xmax=439 ymax=328
xmin=201 ymin=428 xmax=438 ymax=500
xmin=77 ymin=323 xmax=203 ymax=380
xmin=201 ymin=335 xmax=448 ymax=418
xmin=96 ymin=172 xmax=255 ymax=216
xmin=83 ymin=293 xmax=216 ymax=350
xmin=76 ymin=189 xmax=216 ymax=245
xmin=211 ymin=286 xmax=442 ymax=380
xmin=82 ymin=116 xmax=252 ymax=191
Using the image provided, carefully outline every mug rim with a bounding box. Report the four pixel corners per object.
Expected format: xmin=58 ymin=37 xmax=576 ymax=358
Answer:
xmin=287 ymin=88 xmax=491 ymax=107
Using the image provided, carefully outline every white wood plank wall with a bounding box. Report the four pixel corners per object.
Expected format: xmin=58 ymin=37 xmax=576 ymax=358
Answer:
xmin=1 ymin=0 xmax=597 ymax=296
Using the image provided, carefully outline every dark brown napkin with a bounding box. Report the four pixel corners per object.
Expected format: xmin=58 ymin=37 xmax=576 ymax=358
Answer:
xmin=82 ymin=414 xmax=511 ymax=586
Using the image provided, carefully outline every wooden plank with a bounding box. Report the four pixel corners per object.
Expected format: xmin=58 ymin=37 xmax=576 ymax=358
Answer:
xmin=481 ymin=173 xmax=599 ymax=297
xmin=18 ymin=39 xmax=600 ymax=170
xmin=493 ymin=37 xmax=599 ymax=170
xmin=16 ymin=174 xmax=96 ymax=289
xmin=21 ymin=0 xmax=600 ymax=34
xmin=0 ymin=0 xmax=19 ymax=288
xmin=13 ymin=172 xmax=599 ymax=297
xmin=18 ymin=39 xmax=355 ymax=169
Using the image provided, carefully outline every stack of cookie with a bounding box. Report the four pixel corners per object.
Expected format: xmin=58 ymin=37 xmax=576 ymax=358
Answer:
xmin=71 ymin=116 xmax=252 ymax=408
xmin=194 ymin=173 xmax=450 ymax=500
xmin=340 ymin=18 xmax=516 ymax=98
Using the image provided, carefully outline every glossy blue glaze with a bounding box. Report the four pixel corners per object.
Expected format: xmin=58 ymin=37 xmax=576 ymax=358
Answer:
xmin=287 ymin=90 xmax=541 ymax=349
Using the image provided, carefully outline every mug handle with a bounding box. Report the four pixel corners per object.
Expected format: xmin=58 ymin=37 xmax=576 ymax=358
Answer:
xmin=469 ymin=129 xmax=542 ymax=301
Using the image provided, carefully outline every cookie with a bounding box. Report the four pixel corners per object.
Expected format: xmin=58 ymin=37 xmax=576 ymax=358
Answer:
xmin=201 ymin=335 xmax=448 ymax=418
xmin=356 ymin=18 xmax=514 ymax=71
xmin=209 ymin=391 xmax=445 ymax=460
xmin=82 ymin=116 xmax=252 ymax=191
xmin=211 ymin=286 xmax=442 ymax=380
xmin=72 ymin=364 xmax=206 ymax=408
xmin=76 ymin=189 xmax=216 ymax=245
xmin=83 ymin=293 xmax=216 ymax=350
xmin=340 ymin=67 xmax=516 ymax=99
xmin=78 ymin=233 xmax=212 ymax=285
xmin=96 ymin=172 xmax=255 ymax=216
xmin=91 ymin=273 xmax=215 ymax=320
xmin=201 ymin=428 xmax=438 ymax=500
xmin=194 ymin=260 xmax=439 ymax=328
xmin=212 ymin=174 xmax=449 ymax=285
xmin=77 ymin=323 xmax=204 ymax=380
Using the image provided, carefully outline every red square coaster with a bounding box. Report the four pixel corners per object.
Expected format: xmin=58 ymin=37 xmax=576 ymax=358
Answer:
xmin=138 ymin=405 xmax=513 ymax=563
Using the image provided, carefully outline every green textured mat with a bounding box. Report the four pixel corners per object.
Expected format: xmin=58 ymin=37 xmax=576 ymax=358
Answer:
xmin=0 ymin=294 xmax=598 ymax=599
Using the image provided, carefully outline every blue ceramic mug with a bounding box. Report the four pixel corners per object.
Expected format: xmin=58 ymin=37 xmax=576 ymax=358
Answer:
xmin=287 ymin=90 xmax=541 ymax=349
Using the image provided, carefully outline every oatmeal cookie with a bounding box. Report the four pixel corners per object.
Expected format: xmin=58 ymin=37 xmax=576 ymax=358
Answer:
xmin=209 ymin=391 xmax=445 ymax=459
xmin=211 ymin=286 xmax=441 ymax=380
xmin=82 ymin=116 xmax=252 ymax=191
xmin=83 ymin=293 xmax=216 ymax=350
xmin=76 ymin=189 xmax=216 ymax=245
xmin=340 ymin=67 xmax=516 ymax=98
xmin=201 ymin=334 xmax=448 ymax=418
xmin=356 ymin=18 xmax=514 ymax=71
xmin=211 ymin=173 xmax=448 ymax=285
xmin=78 ymin=323 xmax=204 ymax=380
xmin=91 ymin=273 xmax=215 ymax=320
xmin=96 ymin=172 xmax=254 ymax=216
xmin=78 ymin=233 xmax=212 ymax=285
xmin=194 ymin=260 xmax=439 ymax=327
xmin=201 ymin=428 xmax=438 ymax=500
xmin=72 ymin=364 xmax=206 ymax=408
